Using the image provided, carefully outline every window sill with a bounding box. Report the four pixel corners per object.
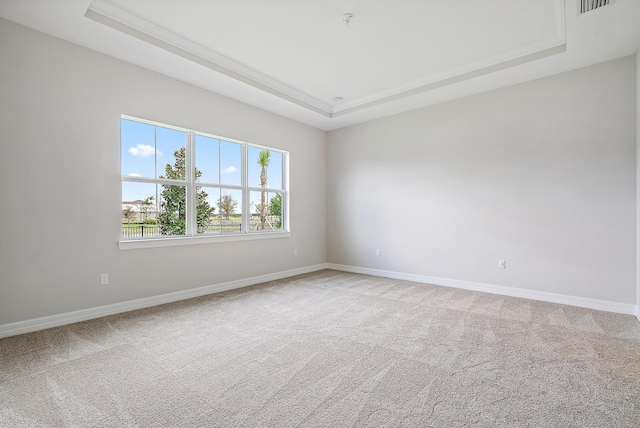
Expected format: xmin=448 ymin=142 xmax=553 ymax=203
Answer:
xmin=119 ymin=231 xmax=291 ymax=250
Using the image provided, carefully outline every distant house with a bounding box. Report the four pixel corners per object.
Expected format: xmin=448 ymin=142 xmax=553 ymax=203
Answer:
xmin=122 ymin=200 xmax=157 ymax=221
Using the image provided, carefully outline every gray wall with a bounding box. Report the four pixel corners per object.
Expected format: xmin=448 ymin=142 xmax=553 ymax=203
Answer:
xmin=0 ymin=19 xmax=327 ymax=324
xmin=328 ymin=56 xmax=636 ymax=304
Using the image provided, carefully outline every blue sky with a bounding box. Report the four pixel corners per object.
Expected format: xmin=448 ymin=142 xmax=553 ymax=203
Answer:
xmin=121 ymin=118 xmax=185 ymax=181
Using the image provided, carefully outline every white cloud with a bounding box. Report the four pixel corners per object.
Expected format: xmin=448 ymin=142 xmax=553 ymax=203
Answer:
xmin=128 ymin=144 xmax=160 ymax=157
xmin=127 ymin=172 xmax=141 ymax=177
xmin=223 ymin=166 xmax=237 ymax=174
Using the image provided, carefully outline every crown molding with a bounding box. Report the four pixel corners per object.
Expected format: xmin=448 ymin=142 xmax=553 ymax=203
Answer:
xmin=85 ymin=0 xmax=332 ymax=117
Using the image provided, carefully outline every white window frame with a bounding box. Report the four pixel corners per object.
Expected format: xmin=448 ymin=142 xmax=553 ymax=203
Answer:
xmin=119 ymin=115 xmax=290 ymax=250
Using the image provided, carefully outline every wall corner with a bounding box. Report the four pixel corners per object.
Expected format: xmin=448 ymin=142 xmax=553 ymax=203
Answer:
xmin=636 ymin=49 xmax=640 ymax=319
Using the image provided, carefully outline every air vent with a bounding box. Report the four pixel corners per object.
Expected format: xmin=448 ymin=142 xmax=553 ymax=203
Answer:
xmin=578 ymin=0 xmax=614 ymax=15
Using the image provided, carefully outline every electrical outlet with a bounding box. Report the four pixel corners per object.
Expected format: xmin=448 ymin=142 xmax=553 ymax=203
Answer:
xmin=498 ymin=260 xmax=506 ymax=269
xmin=100 ymin=274 xmax=109 ymax=285
xmin=293 ymin=249 xmax=298 ymax=256
xmin=375 ymin=249 xmax=381 ymax=257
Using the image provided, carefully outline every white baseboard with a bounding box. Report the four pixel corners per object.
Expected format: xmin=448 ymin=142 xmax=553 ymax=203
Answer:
xmin=0 ymin=263 xmax=329 ymax=339
xmin=2 ymin=262 xmax=636 ymax=338
xmin=328 ymin=263 xmax=637 ymax=316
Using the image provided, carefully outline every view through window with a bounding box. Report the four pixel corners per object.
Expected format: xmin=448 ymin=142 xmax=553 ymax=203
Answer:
xmin=121 ymin=116 xmax=287 ymax=240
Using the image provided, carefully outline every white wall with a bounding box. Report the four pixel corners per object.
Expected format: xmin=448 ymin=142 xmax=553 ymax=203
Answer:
xmin=328 ymin=57 xmax=636 ymax=305
xmin=0 ymin=19 xmax=327 ymax=325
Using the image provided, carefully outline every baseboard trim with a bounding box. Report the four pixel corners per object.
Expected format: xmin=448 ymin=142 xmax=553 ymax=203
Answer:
xmin=327 ymin=263 xmax=637 ymax=316
xmin=0 ymin=263 xmax=329 ymax=339
xmin=2 ymin=262 xmax=635 ymax=338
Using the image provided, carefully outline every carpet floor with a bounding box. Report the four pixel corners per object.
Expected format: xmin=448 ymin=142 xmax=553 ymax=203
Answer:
xmin=1 ymin=270 xmax=639 ymax=427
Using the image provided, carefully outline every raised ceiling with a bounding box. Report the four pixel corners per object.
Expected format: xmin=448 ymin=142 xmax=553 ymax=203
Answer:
xmin=1 ymin=0 xmax=639 ymax=130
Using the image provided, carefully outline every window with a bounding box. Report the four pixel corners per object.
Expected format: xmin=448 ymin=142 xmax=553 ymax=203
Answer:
xmin=120 ymin=116 xmax=288 ymax=247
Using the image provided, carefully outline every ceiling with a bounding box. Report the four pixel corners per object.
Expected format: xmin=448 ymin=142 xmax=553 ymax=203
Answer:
xmin=1 ymin=0 xmax=639 ymax=131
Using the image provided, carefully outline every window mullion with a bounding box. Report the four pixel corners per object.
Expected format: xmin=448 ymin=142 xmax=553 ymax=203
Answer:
xmin=241 ymin=143 xmax=249 ymax=233
xmin=186 ymin=131 xmax=196 ymax=236
xmin=122 ymin=176 xmax=185 ymax=186
xmin=283 ymin=152 xmax=289 ymax=231
xmin=247 ymin=186 xmax=284 ymax=193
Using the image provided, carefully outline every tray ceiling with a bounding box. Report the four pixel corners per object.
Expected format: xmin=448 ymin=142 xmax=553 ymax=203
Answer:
xmin=1 ymin=0 xmax=639 ymax=130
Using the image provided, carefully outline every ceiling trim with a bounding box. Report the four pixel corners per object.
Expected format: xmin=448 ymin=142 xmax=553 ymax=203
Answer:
xmin=333 ymin=0 xmax=567 ymax=117
xmin=85 ymin=0 xmax=566 ymax=120
xmin=332 ymin=43 xmax=567 ymax=118
xmin=85 ymin=0 xmax=332 ymax=117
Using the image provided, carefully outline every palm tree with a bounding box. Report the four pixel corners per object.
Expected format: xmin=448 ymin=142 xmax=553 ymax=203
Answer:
xmin=258 ymin=150 xmax=270 ymax=230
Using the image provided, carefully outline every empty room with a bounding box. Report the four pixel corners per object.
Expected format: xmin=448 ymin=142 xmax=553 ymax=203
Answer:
xmin=1 ymin=0 xmax=639 ymax=426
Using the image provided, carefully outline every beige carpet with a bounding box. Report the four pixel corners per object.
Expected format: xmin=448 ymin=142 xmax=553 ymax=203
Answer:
xmin=1 ymin=270 xmax=639 ymax=427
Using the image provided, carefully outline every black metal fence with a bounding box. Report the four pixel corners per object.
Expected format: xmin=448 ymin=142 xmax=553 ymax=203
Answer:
xmin=122 ymin=216 xmax=283 ymax=238
xmin=121 ymin=225 xmax=160 ymax=238
xmin=121 ymin=223 xmax=243 ymax=238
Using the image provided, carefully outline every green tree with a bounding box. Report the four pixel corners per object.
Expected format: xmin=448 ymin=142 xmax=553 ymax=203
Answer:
xmin=122 ymin=206 xmax=136 ymax=223
xmin=140 ymin=196 xmax=155 ymax=221
xmin=269 ymin=193 xmax=282 ymax=228
xmin=157 ymin=147 xmax=214 ymax=235
xmin=258 ymin=150 xmax=270 ymax=230
xmin=217 ymin=194 xmax=238 ymax=220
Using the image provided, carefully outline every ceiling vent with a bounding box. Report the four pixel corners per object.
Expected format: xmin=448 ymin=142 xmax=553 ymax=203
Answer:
xmin=577 ymin=0 xmax=614 ymax=15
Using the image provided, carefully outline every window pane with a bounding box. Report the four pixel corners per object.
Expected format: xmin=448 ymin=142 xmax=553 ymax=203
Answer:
xmin=198 ymin=187 xmax=243 ymax=234
xmin=197 ymin=187 xmax=220 ymax=234
xmin=157 ymin=184 xmax=187 ymax=236
xmin=121 ymin=119 xmax=156 ymax=179
xmin=248 ymin=146 xmax=271 ymax=188
xmin=121 ymin=182 xmax=159 ymax=238
xmin=249 ymin=190 xmax=283 ymax=232
xmin=156 ymin=127 xmax=187 ymax=181
xmin=219 ymin=188 xmax=243 ymax=233
xmin=268 ymin=192 xmax=284 ymax=232
xmin=268 ymin=151 xmax=283 ymax=190
xmin=220 ymin=140 xmax=242 ymax=186
xmin=248 ymin=147 xmax=283 ymax=190
xmin=195 ymin=135 xmax=219 ymax=184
